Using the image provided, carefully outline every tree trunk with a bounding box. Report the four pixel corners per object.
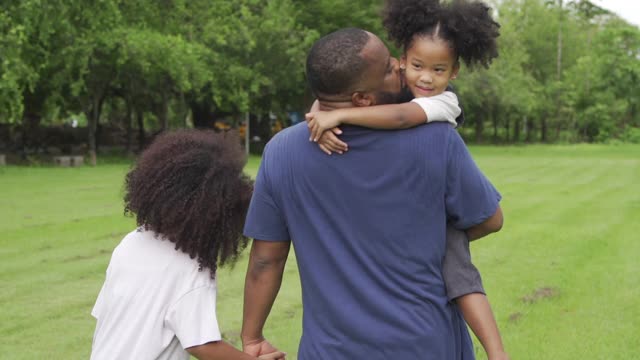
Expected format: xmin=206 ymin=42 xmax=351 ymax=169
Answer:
xmin=190 ymin=98 xmax=216 ymax=129
xmin=475 ymin=116 xmax=483 ymax=143
xmin=505 ymin=117 xmax=511 ymax=143
xmin=136 ymin=111 xmax=145 ymax=151
xmin=541 ymin=117 xmax=548 ymax=143
xmin=159 ymin=92 xmax=169 ymax=132
xmin=125 ymin=99 xmax=134 ymax=154
xmin=87 ymin=94 xmax=104 ymax=166
xmin=492 ymin=109 xmax=499 ymax=143
xmin=20 ymin=88 xmax=45 ymax=158
xmin=555 ymin=122 xmax=562 ymax=142
xmin=514 ymin=117 xmax=521 ymax=143
xmin=184 ymin=109 xmax=191 ymax=128
xmin=557 ymin=0 xmax=563 ymax=81
xmin=180 ymin=93 xmax=190 ymax=128
xmin=21 ymin=112 xmax=41 ymax=158
xmin=552 ymin=0 xmax=563 ymax=144
xmin=525 ymin=116 xmax=533 ymax=143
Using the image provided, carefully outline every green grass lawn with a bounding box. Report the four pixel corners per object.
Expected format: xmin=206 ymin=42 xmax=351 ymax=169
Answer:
xmin=1 ymin=145 xmax=639 ymax=359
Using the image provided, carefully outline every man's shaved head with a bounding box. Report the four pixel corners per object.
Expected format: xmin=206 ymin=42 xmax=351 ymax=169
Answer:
xmin=306 ymin=28 xmax=402 ymax=106
xmin=306 ymin=28 xmax=371 ymax=100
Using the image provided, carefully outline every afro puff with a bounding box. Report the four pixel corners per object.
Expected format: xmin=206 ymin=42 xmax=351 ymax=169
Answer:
xmin=383 ymin=0 xmax=500 ymax=68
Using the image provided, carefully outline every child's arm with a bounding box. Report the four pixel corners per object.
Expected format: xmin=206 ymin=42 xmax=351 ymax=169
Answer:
xmin=458 ymin=294 xmax=509 ymax=360
xmin=307 ymin=99 xmax=348 ymax=155
xmin=187 ymin=340 xmax=285 ymax=359
xmin=443 ymin=227 xmax=508 ymax=360
xmin=306 ymin=91 xmax=460 ymax=142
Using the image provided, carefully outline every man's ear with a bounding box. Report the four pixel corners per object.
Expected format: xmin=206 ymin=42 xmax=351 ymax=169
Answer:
xmin=352 ymin=92 xmax=375 ymax=107
xmin=400 ymin=55 xmax=407 ymax=71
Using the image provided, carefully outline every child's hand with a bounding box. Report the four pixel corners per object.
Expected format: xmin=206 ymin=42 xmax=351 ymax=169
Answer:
xmin=317 ymin=128 xmax=348 ymax=155
xmin=305 ymin=111 xmax=343 ymax=142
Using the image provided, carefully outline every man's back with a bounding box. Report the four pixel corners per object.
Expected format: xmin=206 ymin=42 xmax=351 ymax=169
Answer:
xmin=245 ymin=122 xmax=497 ymax=359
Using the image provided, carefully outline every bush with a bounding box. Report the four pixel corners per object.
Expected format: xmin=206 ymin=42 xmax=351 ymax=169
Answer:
xmin=621 ymin=127 xmax=640 ymax=144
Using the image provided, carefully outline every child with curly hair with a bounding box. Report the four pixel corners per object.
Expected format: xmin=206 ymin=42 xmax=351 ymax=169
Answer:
xmin=90 ymin=130 xmax=285 ymax=360
xmin=306 ymin=0 xmax=499 ymax=143
xmin=305 ymin=1 xmax=507 ymax=359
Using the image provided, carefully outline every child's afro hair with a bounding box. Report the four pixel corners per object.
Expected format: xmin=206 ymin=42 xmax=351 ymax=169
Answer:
xmin=124 ymin=129 xmax=253 ymax=278
xmin=383 ymin=0 xmax=500 ymax=68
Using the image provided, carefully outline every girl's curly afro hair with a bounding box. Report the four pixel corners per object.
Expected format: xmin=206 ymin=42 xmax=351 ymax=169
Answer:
xmin=383 ymin=0 xmax=500 ymax=69
xmin=124 ymin=129 xmax=253 ymax=278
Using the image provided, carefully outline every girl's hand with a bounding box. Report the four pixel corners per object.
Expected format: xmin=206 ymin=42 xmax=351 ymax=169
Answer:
xmin=317 ymin=128 xmax=348 ymax=155
xmin=305 ymin=111 xmax=343 ymax=142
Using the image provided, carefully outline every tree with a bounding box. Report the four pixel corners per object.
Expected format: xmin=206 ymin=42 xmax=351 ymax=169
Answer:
xmin=2 ymin=0 xmax=638 ymax=151
xmin=0 ymin=8 xmax=32 ymax=124
xmin=565 ymin=20 xmax=640 ymax=141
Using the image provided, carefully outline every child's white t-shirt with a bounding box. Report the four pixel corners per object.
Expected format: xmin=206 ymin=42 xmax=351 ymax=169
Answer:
xmin=90 ymin=228 xmax=221 ymax=360
xmin=411 ymin=91 xmax=461 ymax=126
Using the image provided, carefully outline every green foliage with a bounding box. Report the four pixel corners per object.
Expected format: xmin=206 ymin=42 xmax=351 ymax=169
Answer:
xmin=1 ymin=0 xmax=639 ymax=144
xmin=563 ymin=18 xmax=640 ymax=142
xmin=295 ymin=0 xmax=385 ymax=42
xmin=454 ymin=0 xmax=640 ymax=143
xmin=621 ymin=126 xmax=640 ymax=144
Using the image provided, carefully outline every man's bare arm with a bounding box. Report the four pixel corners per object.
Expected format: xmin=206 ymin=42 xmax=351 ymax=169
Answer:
xmin=241 ymin=240 xmax=291 ymax=352
xmin=466 ymin=205 xmax=503 ymax=241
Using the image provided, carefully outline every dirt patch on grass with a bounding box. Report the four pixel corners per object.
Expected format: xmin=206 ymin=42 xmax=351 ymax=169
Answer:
xmin=508 ymin=312 xmax=523 ymax=323
xmin=522 ymin=286 xmax=559 ymax=304
xmin=62 ymin=248 xmax=110 ymax=262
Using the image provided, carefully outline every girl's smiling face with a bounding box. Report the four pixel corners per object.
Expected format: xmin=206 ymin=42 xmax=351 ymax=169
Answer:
xmin=401 ymin=36 xmax=459 ymax=98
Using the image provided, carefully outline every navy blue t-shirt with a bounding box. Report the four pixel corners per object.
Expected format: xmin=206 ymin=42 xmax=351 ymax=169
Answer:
xmin=244 ymin=122 xmax=500 ymax=359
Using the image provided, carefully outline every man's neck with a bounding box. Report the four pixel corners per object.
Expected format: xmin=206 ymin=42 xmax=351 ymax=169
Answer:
xmin=318 ymin=100 xmax=356 ymax=111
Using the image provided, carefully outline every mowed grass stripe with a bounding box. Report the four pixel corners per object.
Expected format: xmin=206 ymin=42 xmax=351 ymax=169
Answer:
xmin=0 ymin=165 xmax=129 ymax=232
xmin=470 ymin=147 xmax=639 ymax=359
xmin=1 ymin=215 xmax=131 ymax=276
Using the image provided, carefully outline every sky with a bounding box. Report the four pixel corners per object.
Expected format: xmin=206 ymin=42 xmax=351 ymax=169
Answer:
xmin=592 ymin=0 xmax=640 ymax=27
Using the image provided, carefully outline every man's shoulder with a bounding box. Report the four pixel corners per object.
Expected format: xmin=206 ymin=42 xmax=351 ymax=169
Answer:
xmin=410 ymin=122 xmax=457 ymax=140
xmin=396 ymin=123 xmax=459 ymax=163
xmin=264 ymin=122 xmax=307 ymax=152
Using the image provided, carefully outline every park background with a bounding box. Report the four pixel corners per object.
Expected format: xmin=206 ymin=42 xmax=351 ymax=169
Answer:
xmin=1 ymin=0 xmax=639 ymax=359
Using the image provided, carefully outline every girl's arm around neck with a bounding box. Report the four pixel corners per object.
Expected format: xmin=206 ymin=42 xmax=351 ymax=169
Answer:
xmin=306 ymin=91 xmax=460 ymax=142
xmin=340 ymin=102 xmax=428 ymax=129
xmin=306 ymin=102 xmax=426 ymax=142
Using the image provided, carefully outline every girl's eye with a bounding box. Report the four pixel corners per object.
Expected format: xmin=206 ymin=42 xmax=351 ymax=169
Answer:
xmin=435 ymin=68 xmax=445 ymax=73
xmin=412 ymin=64 xmax=422 ymax=69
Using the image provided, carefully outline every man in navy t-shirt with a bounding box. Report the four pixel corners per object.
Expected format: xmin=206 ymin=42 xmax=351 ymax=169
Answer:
xmin=241 ymin=28 xmax=503 ymax=360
